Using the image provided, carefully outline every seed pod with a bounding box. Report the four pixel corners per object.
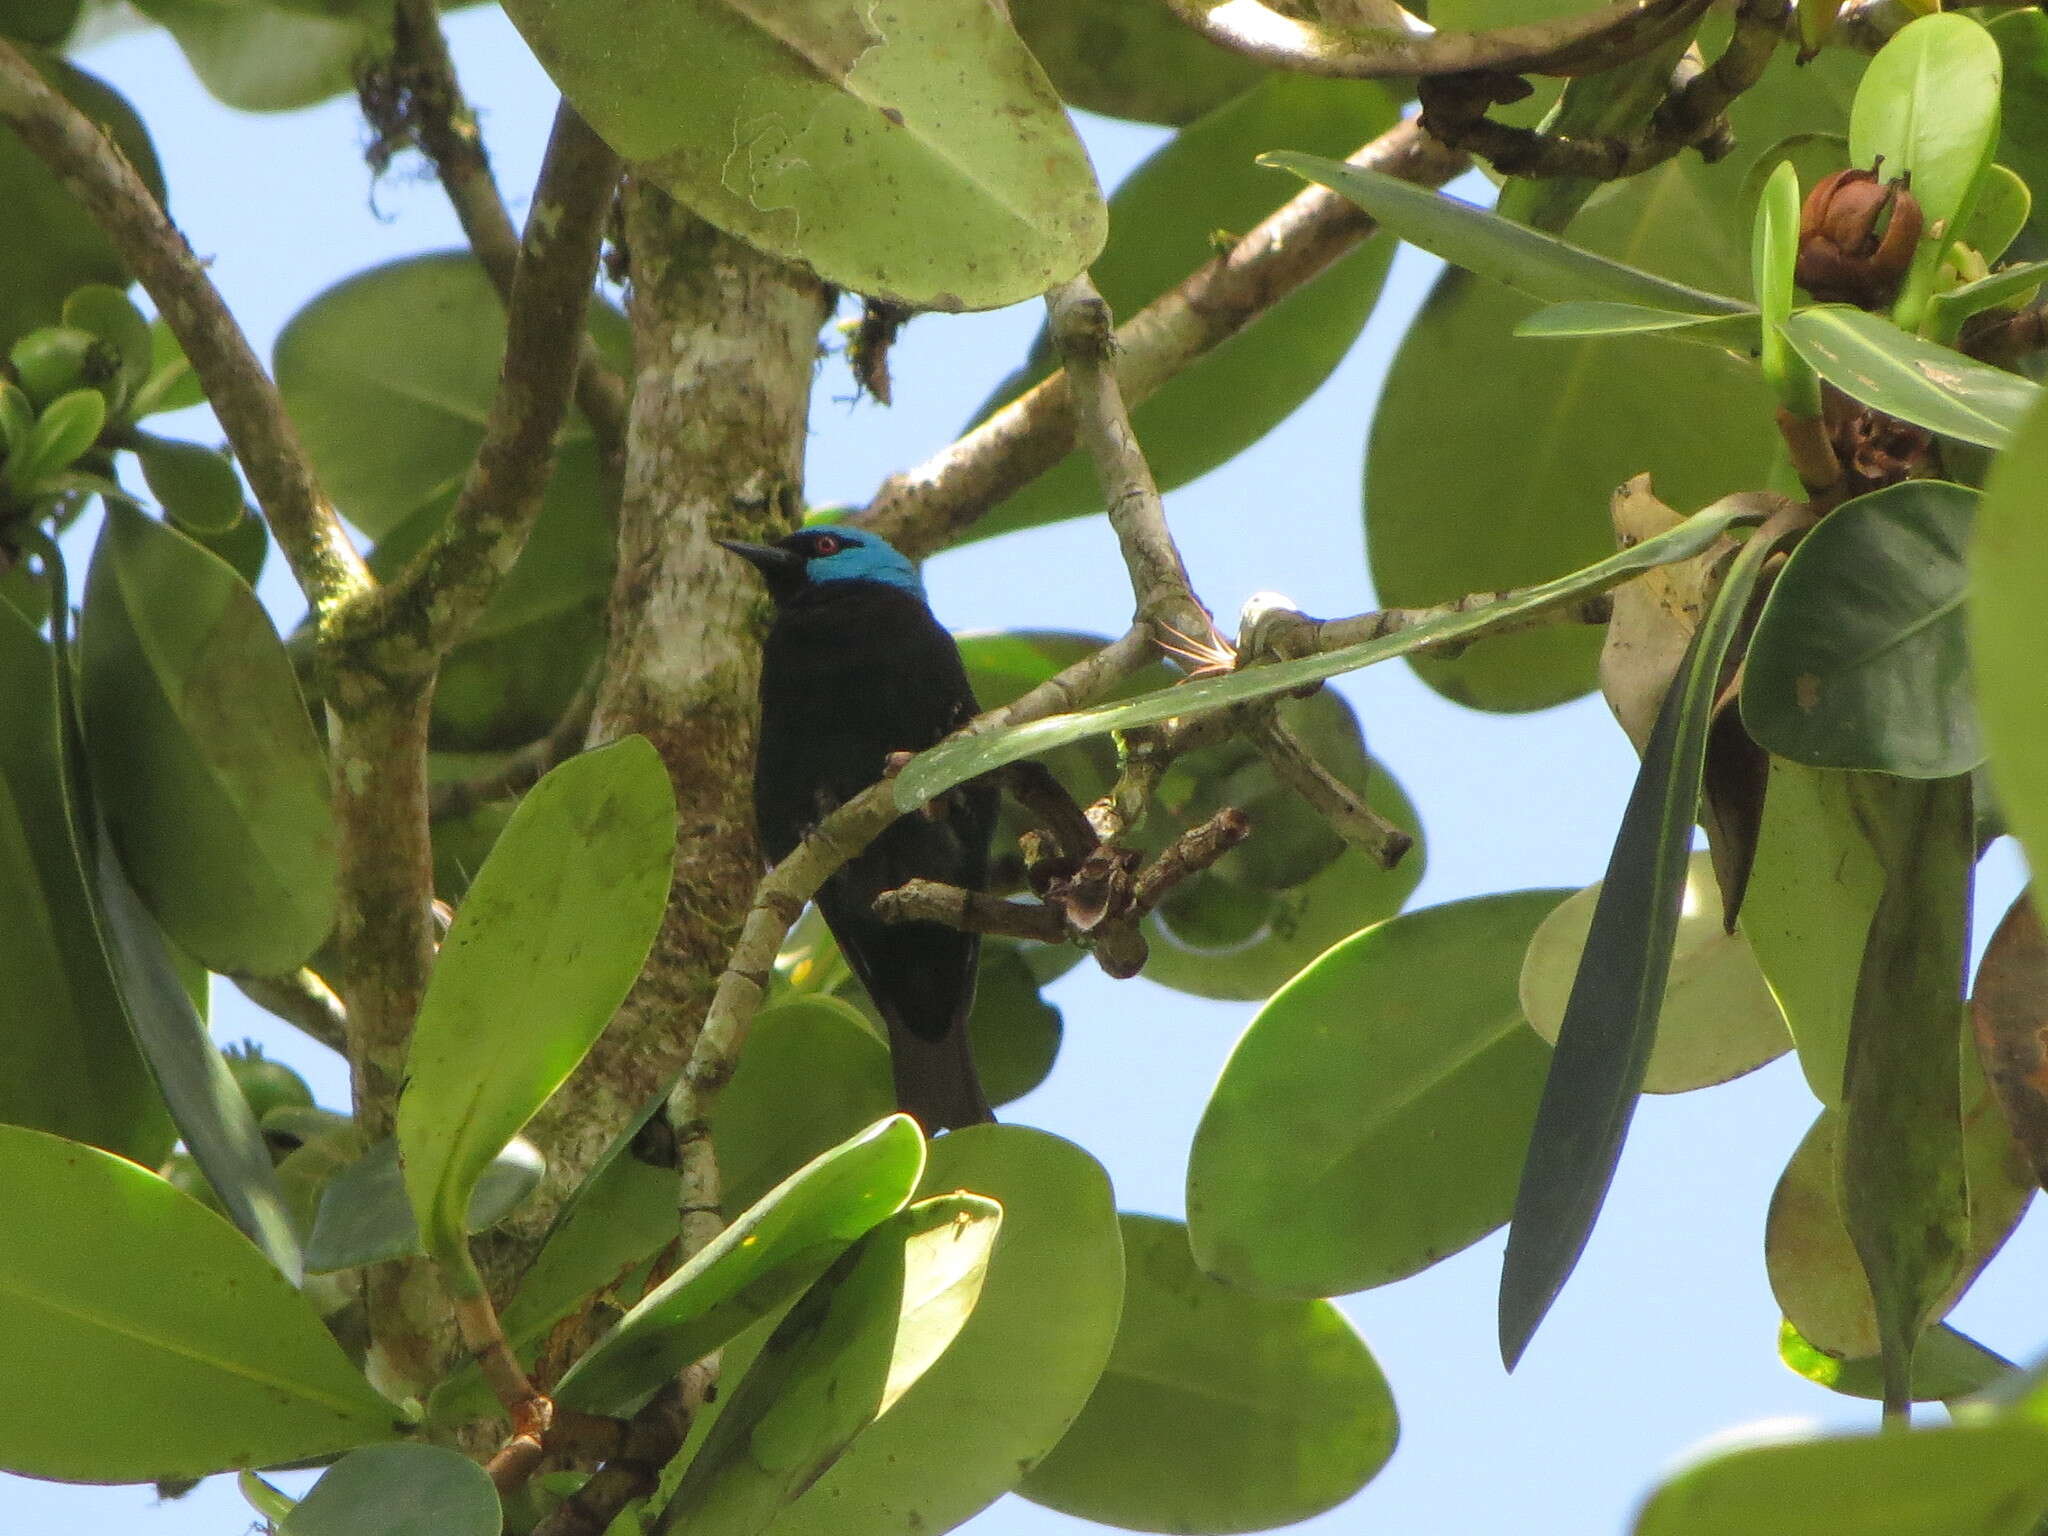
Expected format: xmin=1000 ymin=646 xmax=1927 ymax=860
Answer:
xmin=1795 ymin=166 xmax=1924 ymax=309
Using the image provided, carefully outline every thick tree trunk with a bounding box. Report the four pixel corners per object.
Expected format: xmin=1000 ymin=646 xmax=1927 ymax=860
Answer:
xmin=472 ymin=188 xmax=831 ymax=1294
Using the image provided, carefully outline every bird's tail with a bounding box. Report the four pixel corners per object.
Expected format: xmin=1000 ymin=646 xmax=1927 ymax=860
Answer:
xmin=885 ymin=1016 xmax=993 ymax=1134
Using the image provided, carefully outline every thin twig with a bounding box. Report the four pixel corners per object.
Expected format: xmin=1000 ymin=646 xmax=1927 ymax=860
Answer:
xmin=231 ymin=970 xmax=348 ymax=1056
xmin=335 ymin=102 xmax=615 ymax=673
xmin=859 ymin=118 xmax=1467 ymax=559
xmin=379 ymin=0 xmax=629 ymax=468
xmin=1235 ymin=587 xmax=1614 ymax=668
xmin=873 ymin=881 xmax=1067 ymax=942
xmin=1250 ymin=711 xmax=1412 ymax=870
xmin=0 ymin=40 xmax=369 ymax=618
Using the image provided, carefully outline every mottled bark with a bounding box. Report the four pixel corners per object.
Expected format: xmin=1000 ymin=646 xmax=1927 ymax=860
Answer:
xmin=473 ymin=189 xmax=831 ymax=1292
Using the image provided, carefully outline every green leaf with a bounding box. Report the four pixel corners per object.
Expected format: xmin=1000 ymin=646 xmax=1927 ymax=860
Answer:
xmin=1755 ymin=161 xmax=1819 ymax=418
xmin=1990 ymin=9 xmax=2048 ymax=246
xmin=652 ymin=1193 xmax=1002 ymax=1536
xmin=502 ymin=0 xmax=1104 ymax=310
xmin=1971 ymin=893 xmax=2048 ymax=1189
xmin=1781 ymin=306 xmax=2037 ymax=449
xmin=1849 ymin=12 xmax=2004 ymax=329
xmin=968 ymin=75 xmax=1397 ymax=540
xmin=765 ymin=1126 xmax=1124 ymax=1536
xmin=1633 ymin=1420 xmax=2048 ymax=1536
xmin=1499 ymin=520 xmax=1790 ymax=1369
xmin=1269 ymin=156 xmax=1749 ymax=317
xmin=1021 ymin=1213 xmax=1395 ymax=1532
xmin=1005 ymin=0 xmax=1267 ymax=124
xmin=280 ymin=1445 xmax=499 ymax=1536
xmin=0 ymin=603 xmax=170 ymax=1164
xmin=1521 ymin=851 xmax=1789 ymax=1094
xmin=1955 ymin=164 xmax=2031 ymax=267
xmin=1188 ymin=890 xmax=1560 ymax=1297
xmin=556 ymin=1114 xmax=927 ymax=1415
xmin=1367 ymin=47 xmax=1860 ymax=712
xmin=60 ymin=283 xmax=152 ymax=409
xmin=397 ymin=736 xmax=674 ymax=1279
xmin=1841 ymin=773 xmax=1974 ymax=1415
xmin=1510 ymin=301 xmax=1760 ymax=345
xmin=307 ymin=1135 xmax=544 ymax=1273
xmin=132 ymin=0 xmax=385 ymax=113
xmin=1743 ymin=760 xmax=1889 ymax=1106
xmin=1974 ymin=387 xmax=2048 ymax=884
xmin=78 ymin=503 xmax=336 ymax=974
xmin=0 ymin=60 xmax=163 ymax=349
xmin=0 ymin=0 xmax=80 ymax=46
xmin=136 ymin=436 xmax=246 ymax=536
xmin=1779 ymin=1318 xmax=2014 ymax=1404
xmin=0 ymin=379 xmax=32 ymax=452
xmin=130 ymin=318 xmax=205 ymax=418
xmin=0 ymin=1123 xmax=400 ymax=1481
xmin=4 ymin=385 xmax=104 ymax=494
xmin=1927 ymin=258 xmax=2048 ymax=341
xmin=1743 ymin=482 xmax=1977 ymax=777
xmin=894 ymin=501 xmax=1766 ymax=808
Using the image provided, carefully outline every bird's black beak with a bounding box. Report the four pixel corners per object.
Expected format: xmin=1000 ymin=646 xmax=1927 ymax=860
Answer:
xmin=717 ymin=539 xmax=803 ymax=582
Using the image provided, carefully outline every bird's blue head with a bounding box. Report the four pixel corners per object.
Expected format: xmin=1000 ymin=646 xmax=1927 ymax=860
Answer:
xmin=719 ymin=526 xmax=925 ymax=601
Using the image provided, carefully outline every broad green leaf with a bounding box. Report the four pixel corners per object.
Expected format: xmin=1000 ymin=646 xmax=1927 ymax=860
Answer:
xmin=1006 ymin=0 xmax=1267 ymax=124
xmin=766 ymin=1126 xmax=1124 ymax=1536
xmin=1779 ymin=1319 xmax=2013 ymax=1404
xmin=652 ymin=1194 xmax=1002 ymax=1536
xmin=131 ymin=0 xmax=384 ymax=113
xmin=4 ymin=385 xmax=104 ymax=493
xmin=555 ymin=1115 xmax=926 ymax=1415
xmin=132 ymin=318 xmax=204 ymax=418
xmin=397 ymin=736 xmax=674 ymax=1280
xmin=1633 ymin=1421 xmax=2048 ymax=1536
xmin=1511 ymin=301 xmax=1759 ymax=346
xmin=79 ymin=504 xmax=335 ymax=973
xmin=1972 ymin=893 xmax=2048 ymax=1190
xmin=1022 ymin=1214 xmax=1395 ymax=1532
xmin=1270 ymin=156 xmax=1749 ymax=317
xmin=502 ymin=0 xmax=1104 ymax=310
xmin=1955 ymin=165 xmax=2032 ymax=267
xmin=1521 ymin=852 xmax=1789 ymax=1094
xmin=895 ymin=501 xmax=1765 ymax=809
xmin=1188 ymin=890 xmax=1561 ymax=1297
xmin=0 ymin=605 xmax=169 ymax=1163
xmin=1367 ymin=48 xmax=1860 ymax=712
xmin=280 ymin=1445 xmax=499 ymax=1536
xmin=1743 ymin=759 xmax=1889 ymax=1105
xmin=1841 ymin=773 xmax=1974 ymax=1414
xmin=137 ymin=436 xmax=245 ymax=537
xmin=307 ymin=1135 xmax=544 ymax=1273
xmin=1781 ymin=306 xmax=2037 ymax=449
xmin=1767 ymin=1056 xmax=2030 ymax=1363
xmin=1991 ymin=10 xmax=2048 ymax=246
xmin=1743 ymin=482 xmax=1979 ymax=777
xmin=60 ymin=284 xmax=151 ymax=408
xmin=1755 ymin=161 xmax=1819 ymax=419
xmin=1499 ymin=522 xmax=1790 ymax=1369
xmin=1973 ymin=388 xmax=2048 ymax=883
xmin=0 ymin=0 xmax=79 ymax=45
xmin=1849 ymin=13 xmax=2003 ymax=329
xmin=275 ymin=252 xmax=625 ymax=540
xmin=969 ymin=76 xmax=1397 ymax=540
xmin=0 ymin=60 xmax=163 ymax=349
xmin=0 ymin=1123 xmax=400 ymax=1481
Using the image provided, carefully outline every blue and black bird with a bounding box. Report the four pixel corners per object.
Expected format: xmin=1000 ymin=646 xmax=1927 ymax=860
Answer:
xmin=721 ymin=526 xmax=997 ymax=1131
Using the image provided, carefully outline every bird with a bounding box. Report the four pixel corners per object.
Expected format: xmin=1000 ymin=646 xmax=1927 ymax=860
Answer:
xmin=721 ymin=525 xmax=997 ymax=1132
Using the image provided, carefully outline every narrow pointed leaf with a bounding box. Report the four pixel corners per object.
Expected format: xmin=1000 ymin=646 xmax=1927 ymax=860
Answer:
xmin=1021 ymin=1214 xmax=1397 ymax=1532
xmin=397 ymin=736 xmax=675 ymax=1278
xmin=0 ymin=1123 xmax=400 ymax=1481
xmin=1263 ymin=156 xmax=1750 ymax=317
xmin=1755 ymin=160 xmax=1819 ymax=418
xmin=1742 ymin=481 xmax=1979 ymax=777
xmin=79 ymin=503 xmax=335 ymax=974
xmin=1499 ymin=520 xmax=1792 ymax=1369
xmin=556 ymin=1115 xmax=926 ymax=1416
xmin=280 ymin=1445 xmax=498 ymax=1536
xmin=895 ymin=502 xmax=1767 ymax=810
xmin=1781 ymin=306 xmax=2036 ymax=449
xmin=650 ymin=1193 xmax=1001 ymax=1536
xmin=1511 ymin=301 xmax=1759 ymax=346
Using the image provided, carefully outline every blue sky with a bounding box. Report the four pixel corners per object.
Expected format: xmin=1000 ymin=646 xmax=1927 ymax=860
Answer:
xmin=12 ymin=9 xmax=2044 ymax=1534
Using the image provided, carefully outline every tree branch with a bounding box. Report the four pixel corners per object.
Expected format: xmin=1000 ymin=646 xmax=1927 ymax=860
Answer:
xmin=0 ymin=39 xmax=369 ymax=618
xmin=335 ymin=101 xmax=614 ymax=673
xmin=1249 ymin=710 xmax=1412 ymax=869
xmin=859 ymin=116 xmax=1467 ymax=559
xmin=377 ymin=0 xmax=629 ymax=468
xmin=231 ymin=969 xmax=348 ymax=1056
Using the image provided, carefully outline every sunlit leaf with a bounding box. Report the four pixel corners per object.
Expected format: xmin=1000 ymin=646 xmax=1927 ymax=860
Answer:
xmin=1781 ymin=306 xmax=2036 ymax=449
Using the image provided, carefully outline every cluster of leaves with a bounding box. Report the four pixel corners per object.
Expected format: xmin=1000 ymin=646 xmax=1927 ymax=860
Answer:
xmin=12 ymin=0 xmax=2048 ymax=1533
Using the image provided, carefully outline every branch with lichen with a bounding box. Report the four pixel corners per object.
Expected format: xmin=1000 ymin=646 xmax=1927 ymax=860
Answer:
xmin=0 ymin=39 xmax=369 ymax=619
xmin=371 ymin=0 xmax=629 ymax=469
xmin=859 ymin=117 xmax=1467 ymax=559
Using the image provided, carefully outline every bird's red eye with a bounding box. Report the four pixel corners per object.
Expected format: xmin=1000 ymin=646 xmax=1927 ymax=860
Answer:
xmin=812 ymin=534 xmax=844 ymax=555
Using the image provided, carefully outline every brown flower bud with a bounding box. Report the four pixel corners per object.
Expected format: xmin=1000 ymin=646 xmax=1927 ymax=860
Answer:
xmin=1794 ymin=165 xmax=1924 ymax=309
